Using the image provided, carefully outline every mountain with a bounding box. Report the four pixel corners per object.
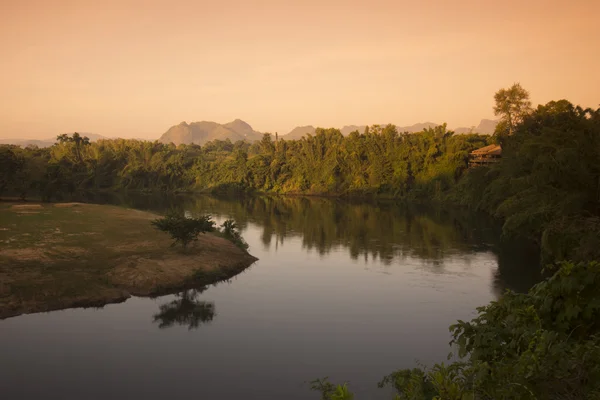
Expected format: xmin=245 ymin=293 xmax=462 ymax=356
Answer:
xmin=340 ymin=125 xmax=367 ymax=136
xmin=0 ymin=132 xmax=106 ymax=147
xmin=453 ymin=127 xmax=473 ymax=135
xmin=284 ymin=122 xmax=441 ymax=140
xmin=158 ymin=119 xmax=262 ymax=146
xmin=0 ymin=138 xmax=56 ymax=147
xmin=397 ymin=122 xmax=439 ymax=133
xmin=474 ymin=119 xmax=498 ymax=134
xmin=284 ymin=125 xmax=316 ymax=140
xmin=453 ymin=119 xmax=499 ymax=135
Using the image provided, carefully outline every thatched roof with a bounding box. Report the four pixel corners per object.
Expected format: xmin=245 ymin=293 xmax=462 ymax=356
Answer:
xmin=471 ymin=144 xmax=502 ymax=156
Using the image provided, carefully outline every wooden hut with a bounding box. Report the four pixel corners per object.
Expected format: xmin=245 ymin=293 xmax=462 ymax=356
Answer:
xmin=469 ymin=144 xmax=502 ymax=167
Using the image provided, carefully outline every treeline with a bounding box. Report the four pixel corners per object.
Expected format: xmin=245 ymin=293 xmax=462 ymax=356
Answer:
xmin=0 ymin=124 xmax=488 ymax=200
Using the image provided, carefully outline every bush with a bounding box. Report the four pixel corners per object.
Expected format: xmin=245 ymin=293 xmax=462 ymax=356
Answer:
xmin=219 ymin=219 xmax=249 ymax=251
xmin=151 ymin=212 xmax=215 ymax=248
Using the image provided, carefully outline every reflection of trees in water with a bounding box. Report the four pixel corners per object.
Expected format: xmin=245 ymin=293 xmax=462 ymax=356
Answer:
xmin=110 ymin=193 xmax=542 ymax=294
xmin=181 ymin=196 xmax=503 ymax=262
xmin=492 ymin=239 xmax=543 ymax=295
xmin=153 ymin=288 xmax=215 ymax=330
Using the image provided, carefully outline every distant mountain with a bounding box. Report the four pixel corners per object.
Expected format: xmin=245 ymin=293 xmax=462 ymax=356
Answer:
xmin=283 ymin=122 xmax=441 ymax=140
xmin=453 ymin=127 xmax=474 ymax=135
xmin=340 ymin=125 xmax=367 ymax=136
xmin=158 ymin=119 xmax=262 ymax=146
xmin=284 ymin=125 xmax=316 ymax=140
xmin=397 ymin=122 xmax=439 ymax=133
xmin=0 ymin=132 xmax=106 ymax=147
xmin=453 ymin=119 xmax=498 ymax=135
xmin=0 ymin=138 xmax=56 ymax=147
xmin=474 ymin=119 xmax=498 ymax=134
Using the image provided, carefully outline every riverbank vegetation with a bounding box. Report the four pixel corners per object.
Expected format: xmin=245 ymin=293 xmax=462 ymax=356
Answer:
xmin=314 ymin=260 xmax=600 ymax=400
xmin=0 ymin=203 xmax=257 ymax=319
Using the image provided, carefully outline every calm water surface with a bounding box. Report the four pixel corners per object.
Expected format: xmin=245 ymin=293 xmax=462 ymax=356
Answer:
xmin=0 ymin=195 xmax=541 ymax=399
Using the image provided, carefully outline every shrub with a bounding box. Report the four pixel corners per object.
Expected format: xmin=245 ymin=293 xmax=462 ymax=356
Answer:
xmin=219 ymin=219 xmax=249 ymax=251
xmin=151 ymin=212 xmax=215 ymax=248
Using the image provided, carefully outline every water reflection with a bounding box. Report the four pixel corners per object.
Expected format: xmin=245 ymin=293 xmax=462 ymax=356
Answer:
xmin=82 ymin=193 xmax=541 ymax=294
xmin=153 ymin=288 xmax=215 ymax=330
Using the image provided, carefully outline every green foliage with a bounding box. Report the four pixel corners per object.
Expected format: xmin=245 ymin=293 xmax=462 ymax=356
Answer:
xmin=151 ymin=212 xmax=215 ymax=248
xmin=219 ymin=219 xmax=249 ymax=251
xmin=0 ymin=146 xmax=21 ymax=195
xmin=446 ymin=260 xmax=600 ymax=399
xmin=379 ymin=368 xmax=437 ymax=400
xmin=0 ymin=127 xmax=489 ymax=201
xmin=309 ymin=378 xmax=354 ymax=400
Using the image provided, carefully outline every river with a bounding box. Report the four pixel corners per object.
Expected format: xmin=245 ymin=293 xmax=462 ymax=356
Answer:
xmin=0 ymin=195 xmax=541 ymax=399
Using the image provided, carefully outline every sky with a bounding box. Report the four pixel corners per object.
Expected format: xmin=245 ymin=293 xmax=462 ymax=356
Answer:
xmin=0 ymin=0 xmax=598 ymax=139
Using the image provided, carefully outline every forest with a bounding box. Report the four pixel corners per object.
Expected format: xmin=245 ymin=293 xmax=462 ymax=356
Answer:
xmin=0 ymin=123 xmax=488 ymax=199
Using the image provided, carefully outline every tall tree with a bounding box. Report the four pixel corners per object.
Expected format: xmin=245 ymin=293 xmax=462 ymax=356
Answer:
xmin=493 ymin=83 xmax=532 ymax=136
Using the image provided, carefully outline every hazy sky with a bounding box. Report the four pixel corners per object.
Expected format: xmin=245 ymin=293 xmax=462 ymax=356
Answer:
xmin=1 ymin=0 xmax=598 ymax=139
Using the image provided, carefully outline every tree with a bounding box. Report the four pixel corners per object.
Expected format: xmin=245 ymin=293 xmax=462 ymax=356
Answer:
xmin=493 ymin=83 xmax=532 ymax=136
xmin=310 ymin=378 xmax=354 ymax=400
xmin=56 ymin=132 xmax=91 ymax=164
xmin=0 ymin=146 xmax=21 ymax=196
xmin=151 ymin=212 xmax=215 ymax=248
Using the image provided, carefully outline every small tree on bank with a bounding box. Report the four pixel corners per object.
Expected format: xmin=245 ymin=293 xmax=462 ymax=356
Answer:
xmin=220 ymin=219 xmax=249 ymax=251
xmin=152 ymin=212 xmax=215 ymax=248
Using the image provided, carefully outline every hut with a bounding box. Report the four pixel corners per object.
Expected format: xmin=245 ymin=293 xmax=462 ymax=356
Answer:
xmin=469 ymin=144 xmax=502 ymax=167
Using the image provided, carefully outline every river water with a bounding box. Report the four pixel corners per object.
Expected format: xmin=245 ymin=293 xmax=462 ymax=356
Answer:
xmin=0 ymin=195 xmax=541 ymax=399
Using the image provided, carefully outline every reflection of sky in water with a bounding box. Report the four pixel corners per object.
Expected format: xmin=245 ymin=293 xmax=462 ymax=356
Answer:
xmin=0 ymin=198 xmax=541 ymax=400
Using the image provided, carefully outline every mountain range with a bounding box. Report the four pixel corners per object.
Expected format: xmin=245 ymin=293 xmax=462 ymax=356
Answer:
xmin=277 ymin=120 xmax=497 ymax=141
xmin=1 ymin=119 xmax=498 ymax=147
xmin=158 ymin=119 xmax=263 ymax=146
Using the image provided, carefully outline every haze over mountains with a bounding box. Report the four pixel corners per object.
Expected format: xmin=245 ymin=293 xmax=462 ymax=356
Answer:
xmin=160 ymin=118 xmax=498 ymax=145
xmin=1 ymin=119 xmax=498 ymax=147
xmin=157 ymin=119 xmax=263 ymax=146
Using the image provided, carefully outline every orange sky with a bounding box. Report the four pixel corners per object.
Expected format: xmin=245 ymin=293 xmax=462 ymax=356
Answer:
xmin=1 ymin=0 xmax=598 ymax=139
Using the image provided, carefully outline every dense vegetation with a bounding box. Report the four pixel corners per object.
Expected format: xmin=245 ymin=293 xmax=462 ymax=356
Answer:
xmin=452 ymin=100 xmax=600 ymax=262
xmin=0 ymin=123 xmax=488 ymax=199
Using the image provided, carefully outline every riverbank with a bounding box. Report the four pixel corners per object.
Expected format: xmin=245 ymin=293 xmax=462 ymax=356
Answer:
xmin=0 ymin=202 xmax=258 ymax=319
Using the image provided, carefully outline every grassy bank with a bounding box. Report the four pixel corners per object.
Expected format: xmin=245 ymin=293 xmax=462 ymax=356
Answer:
xmin=0 ymin=202 xmax=257 ymax=319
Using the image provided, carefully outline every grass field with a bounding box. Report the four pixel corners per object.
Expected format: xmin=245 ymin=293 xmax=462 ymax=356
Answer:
xmin=0 ymin=202 xmax=257 ymax=319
